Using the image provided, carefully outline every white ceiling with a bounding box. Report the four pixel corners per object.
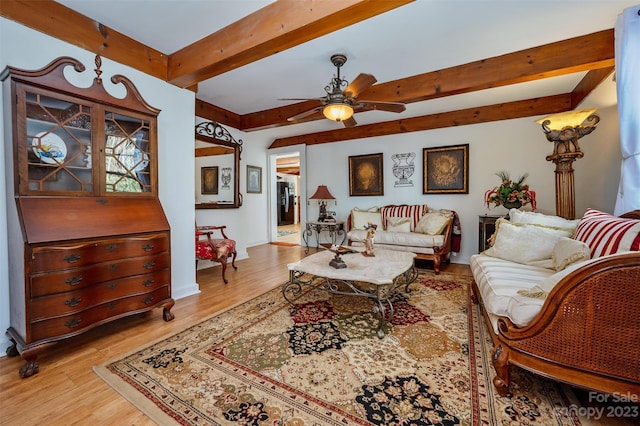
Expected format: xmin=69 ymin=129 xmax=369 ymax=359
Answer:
xmin=55 ymin=0 xmax=634 ymax=136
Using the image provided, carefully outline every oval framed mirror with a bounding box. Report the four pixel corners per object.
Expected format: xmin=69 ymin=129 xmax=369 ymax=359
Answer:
xmin=195 ymin=121 xmax=243 ymax=209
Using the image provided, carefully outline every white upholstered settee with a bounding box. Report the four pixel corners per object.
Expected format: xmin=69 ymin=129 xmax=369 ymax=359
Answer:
xmin=471 ymin=208 xmax=640 ymax=397
xmin=346 ymin=204 xmax=456 ymax=274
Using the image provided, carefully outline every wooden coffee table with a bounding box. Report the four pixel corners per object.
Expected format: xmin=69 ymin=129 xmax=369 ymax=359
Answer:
xmin=283 ymin=248 xmax=418 ymax=338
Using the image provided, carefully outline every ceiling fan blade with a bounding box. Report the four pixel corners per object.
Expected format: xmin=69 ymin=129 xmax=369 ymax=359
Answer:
xmin=278 ymin=97 xmax=324 ymax=102
xmin=358 ymin=100 xmax=406 ymax=113
xmin=342 ymin=116 xmax=357 ymax=128
xmin=287 ymin=107 xmax=324 ymax=122
xmin=344 ymin=73 xmax=377 ymax=98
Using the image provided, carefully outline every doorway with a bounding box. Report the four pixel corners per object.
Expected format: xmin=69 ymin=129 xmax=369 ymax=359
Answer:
xmin=276 ymin=155 xmax=300 ymax=244
xmin=269 ymin=148 xmax=306 ymax=246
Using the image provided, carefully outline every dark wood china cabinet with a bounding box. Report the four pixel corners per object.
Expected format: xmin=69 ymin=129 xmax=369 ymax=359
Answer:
xmin=1 ymin=56 xmax=174 ymax=378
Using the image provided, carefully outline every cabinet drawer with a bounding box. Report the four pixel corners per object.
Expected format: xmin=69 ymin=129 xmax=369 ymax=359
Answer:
xmin=30 ymin=270 xmax=170 ymax=320
xmin=31 ymin=252 xmax=170 ymax=297
xmin=29 ymin=287 xmax=170 ymax=342
xmin=31 ymin=233 xmax=169 ymax=273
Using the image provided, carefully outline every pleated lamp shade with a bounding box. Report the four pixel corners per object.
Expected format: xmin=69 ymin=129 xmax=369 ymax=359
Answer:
xmin=309 ymin=185 xmax=335 ymax=200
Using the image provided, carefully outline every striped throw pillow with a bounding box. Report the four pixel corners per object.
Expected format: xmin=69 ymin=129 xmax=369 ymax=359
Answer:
xmin=574 ymin=208 xmax=640 ymax=257
xmin=380 ymin=204 xmax=428 ymax=231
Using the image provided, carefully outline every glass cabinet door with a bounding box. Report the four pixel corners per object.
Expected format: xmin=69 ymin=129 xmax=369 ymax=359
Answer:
xmin=23 ymin=89 xmax=93 ymax=194
xmin=103 ymin=111 xmax=152 ymax=194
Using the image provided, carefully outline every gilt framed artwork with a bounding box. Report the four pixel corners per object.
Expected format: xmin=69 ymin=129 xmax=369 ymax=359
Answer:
xmin=201 ymin=166 xmax=219 ymax=194
xmin=349 ymin=153 xmax=384 ymax=196
xmin=246 ymin=165 xmax=262 ymax=194
xmin=423 ymin=144 xmax=469 ymax=194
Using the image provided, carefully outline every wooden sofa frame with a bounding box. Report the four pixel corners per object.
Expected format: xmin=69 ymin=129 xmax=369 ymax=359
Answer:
xmin=346 ymin=204 xmax=453 ymax=274
xmin=472 ymin=210 xmax=640 ymax=397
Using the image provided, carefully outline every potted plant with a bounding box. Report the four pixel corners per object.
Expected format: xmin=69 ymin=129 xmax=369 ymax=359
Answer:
xmin=485 ymin=171 xmax=537 ymax=210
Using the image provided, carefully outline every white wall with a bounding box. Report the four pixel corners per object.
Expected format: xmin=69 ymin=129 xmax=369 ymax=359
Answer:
xmin=0 ymin=18 xmax=198 ymax=354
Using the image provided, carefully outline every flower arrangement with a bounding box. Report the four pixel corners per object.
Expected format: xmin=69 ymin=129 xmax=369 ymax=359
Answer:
xmin=485 ymin=171 xmax=537 ymax=210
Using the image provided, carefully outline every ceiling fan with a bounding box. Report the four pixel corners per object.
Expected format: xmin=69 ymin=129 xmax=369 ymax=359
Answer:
xmin=280 ymin=54 xmax=406 ymax=128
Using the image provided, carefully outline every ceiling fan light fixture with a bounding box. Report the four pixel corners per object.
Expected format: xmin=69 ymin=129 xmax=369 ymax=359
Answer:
xmin=323 ymin=103 xmax=353 ymax=122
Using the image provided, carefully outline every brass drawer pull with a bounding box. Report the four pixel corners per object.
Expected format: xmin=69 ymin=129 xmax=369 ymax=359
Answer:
xmin=142 ymin=244 xmax=155 ymax=252
xmin=64 ymin=254 xmax=81 ymax=263
xmin=106 ymin=244 xmax=118 ymax=252
xmin=65 ymin=276 xmax=83 ymax=286
xmin=64 ymin=318 xmax=81 ymax=328
xmin=143 ymin=261 xmax=156 ymax=269
xmin=107 ymin=282 xmax=118 ymax=290
xmin=108 ymin=264 xmax=119 ymax=271
xmin=142 ymin=279 xmax=155 ymax=287
xmin=107 ymin=301 xmax=118 ymax=308
xmin=143 ymin=296 xmax=154 ymax=305
xmin=64 ymin=297 xmax=82 ymax=307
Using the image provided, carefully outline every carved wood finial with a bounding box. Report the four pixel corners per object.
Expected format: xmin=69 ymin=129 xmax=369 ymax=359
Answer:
xmin=94 ymin=55 xmax=103 ymax=85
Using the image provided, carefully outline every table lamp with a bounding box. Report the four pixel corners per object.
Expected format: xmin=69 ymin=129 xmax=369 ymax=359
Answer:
xmin=309 ymin=185 xmax=336 ymax=222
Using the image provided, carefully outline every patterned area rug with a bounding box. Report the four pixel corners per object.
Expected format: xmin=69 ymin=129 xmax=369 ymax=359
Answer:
xmin=94 ymin=270 xmax=581 ymax=425
xmin=277 ymin=230 xmax=297 ymax=237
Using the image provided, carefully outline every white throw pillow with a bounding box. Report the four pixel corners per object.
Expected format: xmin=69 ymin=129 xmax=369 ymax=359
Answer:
xmin=415 ymin=212 xmax=450 ymax=235
xmin=509 ymin=208 xmax=580 ymax=230
xmin=351 ymin=210 xmax=383 ymax=230
xmin=552 ymin=237 xmax=591 ymax=271
xmin=484 ymin=219 xmax=574 ymax=264
xmin=386 ymin=217 xmax=411 ymax=233
xmin=353 ymin=206 xmax=380 ymax=212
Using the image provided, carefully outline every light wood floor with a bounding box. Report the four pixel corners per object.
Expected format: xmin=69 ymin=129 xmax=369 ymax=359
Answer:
xmin=277 ymin=222 xmax=301 ymax=244
xmin=0 ymin=244 xmax=469 ymax=425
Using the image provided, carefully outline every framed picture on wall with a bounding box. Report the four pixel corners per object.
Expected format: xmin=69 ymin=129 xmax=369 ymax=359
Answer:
xmin=349 ymin=153 xmax=384 ymax=196
xmin=246 ymin=165 xmax=262 ymax=194
xmin=201 ymin=166 xmax=219 ymax=194
xmin=423 ymin=144 xmax=469 ymax=194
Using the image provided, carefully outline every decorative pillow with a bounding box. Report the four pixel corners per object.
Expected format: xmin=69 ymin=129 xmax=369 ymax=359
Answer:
xmin=552 ymin=237 xmax=591 ymax=271
xmin=484 ymin=219 xmax=574 ymax=264
xmin=509 ymin=208 xmax=580 ymax=230
xmin=353 ymin=206 xmax=380 ymax=212
xmin=386 ymin=217 xmax=411 ymax=233
xmin=380 ymin=204 xmax=428 ymax=231
xmin=574 ymin=208 xmax=640 ymax=257
xmin=415 ymin=212 xmax=450 ymax=235
xmin=351 ymin=210 xmax=383 ymax=230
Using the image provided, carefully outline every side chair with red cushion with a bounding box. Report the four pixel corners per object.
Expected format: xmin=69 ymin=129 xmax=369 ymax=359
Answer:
xmin=195 ymin=225 xmax=237 ymax=284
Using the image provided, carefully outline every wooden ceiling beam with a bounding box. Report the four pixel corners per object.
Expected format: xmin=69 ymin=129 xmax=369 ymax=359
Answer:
xmin=571 ymin=67 xmax=615 ymax=108
xmin=167 ymin=0 xmax=414 ymax=88
xmin=196 ymin=99 xmax=244 ymax=130
xmin=195 ymin=146 xmax=234 ymax=157
xmin=0 ymin=0 xmax=168 ymax=81
xmin=245 ymin=30 xmax=613 ymax=131
xmin=360 ymin=29 xmax=614 ymax=104
xmin=269 ymin=94 xmax=572 ymax=148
